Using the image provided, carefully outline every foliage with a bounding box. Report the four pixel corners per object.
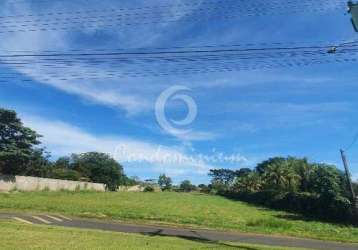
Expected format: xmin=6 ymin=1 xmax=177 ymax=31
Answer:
xmin=0 ymin=108 xmax=48 ymax=176
xmin=158 ymin=174 xmax=172 ymax=191
xmin=121 ymin=176 xmax=139 ymax=186
xmin=233 ymin=172 xmax=261 ymax=193
xmin=198 ymin=184 xmax=211 ymax=193
xmin=0 ymin=107 xmax=133 ymax=190
xmin=353 ymin=182 xmax=358 ymax=195
xmin=68 ymin=152 xmax=125 ymax=191
xmin=210 ymin=157 xmax=356 ymax=222
xmin=143 ymin=186 xmax=155 ymax=192
xmin=179 ymin=180 xmax=196 ymax=192
xmin=209 ymin=169 xmax=239 ymax=189
xmin=50 ymin=168 xmax=81 ymax=181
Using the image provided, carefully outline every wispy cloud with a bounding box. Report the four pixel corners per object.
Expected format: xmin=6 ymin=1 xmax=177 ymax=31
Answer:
xmin=21 ymin=114 xmax=226 ymax=176
xmin=0 ymin=0 xmax=213 ymax=119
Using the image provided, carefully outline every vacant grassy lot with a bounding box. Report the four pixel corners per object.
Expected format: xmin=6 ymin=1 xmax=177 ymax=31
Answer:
xmin=0 ymin=191 xmax=357 ymax=243
xmin=2 ymin=220 xmax=312 ymax=250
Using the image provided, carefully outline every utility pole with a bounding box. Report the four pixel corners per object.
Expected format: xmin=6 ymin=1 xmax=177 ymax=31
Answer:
xmin=348 ymin=1 xmax=358 ymax=32
xmin=340 ymin=149 xmax=356 ymax=204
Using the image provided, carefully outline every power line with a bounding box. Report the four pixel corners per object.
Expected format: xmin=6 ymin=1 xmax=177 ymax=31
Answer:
xmin=0 ymin=37 xmax=357 ymax=79
xmin=345 ymin=132 xmax=358 ymax=151
xmin=1 ymin=54 xmax=356 ymax=81
xmin=1 ymin=0 xmax=344 ymax=19
xmin=0 ymin=0 xmax=345 ymax=33
xmin=1 ymin=38 xmax=354 ymax=53
xmin=2 ymin=42 xmax=356 ymax=58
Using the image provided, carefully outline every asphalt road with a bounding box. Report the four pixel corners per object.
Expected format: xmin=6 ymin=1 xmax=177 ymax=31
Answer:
xmin=1 ymin=212 xmax=357 ymax=250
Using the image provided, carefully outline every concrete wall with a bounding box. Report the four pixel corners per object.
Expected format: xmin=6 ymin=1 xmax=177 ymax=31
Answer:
xmin=118 ymin=185 xmax=162 ymax=192
xmin=118 ymin=185 xmax=145 ymax=192
xmin=0 ymin=175 xmax=106 ymax=192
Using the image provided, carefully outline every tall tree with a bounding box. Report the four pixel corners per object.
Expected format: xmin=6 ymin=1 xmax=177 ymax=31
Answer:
xmin=234 ymin=172 xmax=261 ymax=193
xmin=209 ymin=169 xmax=239 ymax=186
xmin=256 ymin=157 xmax=286 ymax=174
xmin=310 ymin=164 xmax=345 ymax=197
xmin=158 ymin=174 xmax=172 ymax=191
xmin=71 ymin=152 xmax=125 ymax=191
xmin=0 ymin=108 xmax=45 ymax=175
xmin=179 ymin=180 xmax=196 ymax=192
xmin=262 ymin=163 xmax=290 ymax=191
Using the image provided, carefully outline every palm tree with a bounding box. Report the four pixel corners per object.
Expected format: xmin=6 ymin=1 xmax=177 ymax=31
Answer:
xmin=285 ymin=166 xmax=301 ymax=192
xmin=234 ymin=173 xmax=261 ymax=193
xmin=263 ymin=160 xmax=300 ymax=192
xmin=263 ymin=163 xmax=288 ymax=190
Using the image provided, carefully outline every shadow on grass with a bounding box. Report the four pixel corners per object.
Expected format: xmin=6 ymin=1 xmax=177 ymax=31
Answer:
xmin=141 ymin=229 xmax=263 ymax=250
xmin=222 ymin=195 xmax=357 ymax=227
xmin=274 ymin=214 xmax=317 ymax=222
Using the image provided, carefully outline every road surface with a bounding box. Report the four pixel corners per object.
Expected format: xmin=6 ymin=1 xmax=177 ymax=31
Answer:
xmin=0 ymin=212 xmax=357 ymax=250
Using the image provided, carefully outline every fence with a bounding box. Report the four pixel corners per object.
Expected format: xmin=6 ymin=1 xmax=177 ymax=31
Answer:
xmin=0 ymin=175 xmax=106 ymax=192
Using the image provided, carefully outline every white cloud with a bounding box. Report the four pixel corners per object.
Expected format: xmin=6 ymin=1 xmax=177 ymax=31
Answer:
xmin=18 ymin=65 xmax=151 ymax=114
xmin=21 ymin=114 xmax=220 ymax=176
xmin=0 ymin=0 xmax=214 ymax=119
xmin=173 ymin=130 xmax=217 ymax=141
xmin=0 ymin=2 xmax=164 ymax=115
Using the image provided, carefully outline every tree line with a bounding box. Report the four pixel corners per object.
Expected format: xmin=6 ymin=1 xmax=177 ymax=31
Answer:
xmin=0 ymin=108 xmax=132 ymax=191
xmin=208 ymin=158 xmax=358 ymax=222
xmin=0 ymin=107 xmax=204 ymax=192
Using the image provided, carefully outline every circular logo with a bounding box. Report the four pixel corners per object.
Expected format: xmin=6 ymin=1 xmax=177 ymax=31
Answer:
xmin=155 ymin=85 xmax=197 ymax=136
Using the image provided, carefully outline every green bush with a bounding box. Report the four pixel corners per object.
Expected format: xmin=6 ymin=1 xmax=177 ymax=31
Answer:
xmin=226 ymin=191 xmax=354 ymax=222
xmin=143 ymin=186 xmax=155 ymax=192
xmin=213 ymin=157 xmax=356 ymax=223
xmin=50 ymin=168 xmax=81 ymax=181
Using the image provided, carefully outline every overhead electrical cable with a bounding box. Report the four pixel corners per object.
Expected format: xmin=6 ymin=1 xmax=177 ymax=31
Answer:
xmin=0 ymin=0 xmax=345 ymax=33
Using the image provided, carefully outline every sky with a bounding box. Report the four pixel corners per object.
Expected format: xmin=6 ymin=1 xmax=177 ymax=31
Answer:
xmin=1 ymin=0 xmax=358 ymax=184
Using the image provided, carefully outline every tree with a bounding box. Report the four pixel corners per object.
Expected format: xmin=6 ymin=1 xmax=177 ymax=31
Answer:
xmin=310 ymin=164 xmax=345 ymax=197
xmin=158 ymin=174 xmax=172 ymax=191
xmin=261 ymin=159 xmax=301 ymax=192
xmin=256 ymin=157 xmax=286 ymax=174
xmin=24 ymin=148 xmax=52 ymax=178
xmin=291 ymin=158 xmax=312 ymax=192
xmin=53 ymin=156 xmax=72 ymax=169
xmin=209 ymin=169 xmax=239 ymax=188
xmin=218 ymin=156 xmax=355 ymax=221
xmin=121 ymin=176 xmax=139 ymax=186
xmin=71 ymin=152 xmax=125 ymax=191
xmin=198 ymin=184 xmax=210 ymax=193
xmin=353 ymin=182 xmax=358 ymax=200
xmin=0 ymin=108 xmax=46 ymax=175
xmin=179 ymin=180 xmax=196 ymax=192
xmin=262 ymin=163 xmax=289 ymax=190
xmin=237 ymin=168 xmax=252 ymax=178
xmin=50 ymin=168 xmax=81 ymax=181
xmin=233 ymin=172 xmax=261 ymax=193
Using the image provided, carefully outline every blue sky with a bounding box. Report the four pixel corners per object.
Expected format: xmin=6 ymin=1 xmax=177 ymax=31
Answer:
xmin=1 ymin=0 xmax=358 ymax=184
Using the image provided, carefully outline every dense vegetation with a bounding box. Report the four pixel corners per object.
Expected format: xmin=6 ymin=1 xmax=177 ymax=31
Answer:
xmin=208 ymin=158 xmax=358 ymax=222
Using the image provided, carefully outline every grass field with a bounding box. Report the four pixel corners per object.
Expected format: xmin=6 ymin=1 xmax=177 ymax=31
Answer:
xmin=0 ymin=220 xmax=314 ymax=250
xmin=0 ymin=220 xmax=312 ymax=250
xmin=0 ymin=191 xmax=357 ymax=243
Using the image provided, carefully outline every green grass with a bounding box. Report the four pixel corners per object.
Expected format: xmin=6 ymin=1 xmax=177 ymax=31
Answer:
xmin=0 ymin=191 xmax=357 ymax=243
xmin=0 ymin=220 xmax=311 ymax=250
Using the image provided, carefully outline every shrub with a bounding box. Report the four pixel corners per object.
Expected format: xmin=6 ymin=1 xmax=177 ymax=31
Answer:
xmin=143 ymin=186 xmax=155 ymax=192
xmin=179 ymin=180 xmax=196 ymax=192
